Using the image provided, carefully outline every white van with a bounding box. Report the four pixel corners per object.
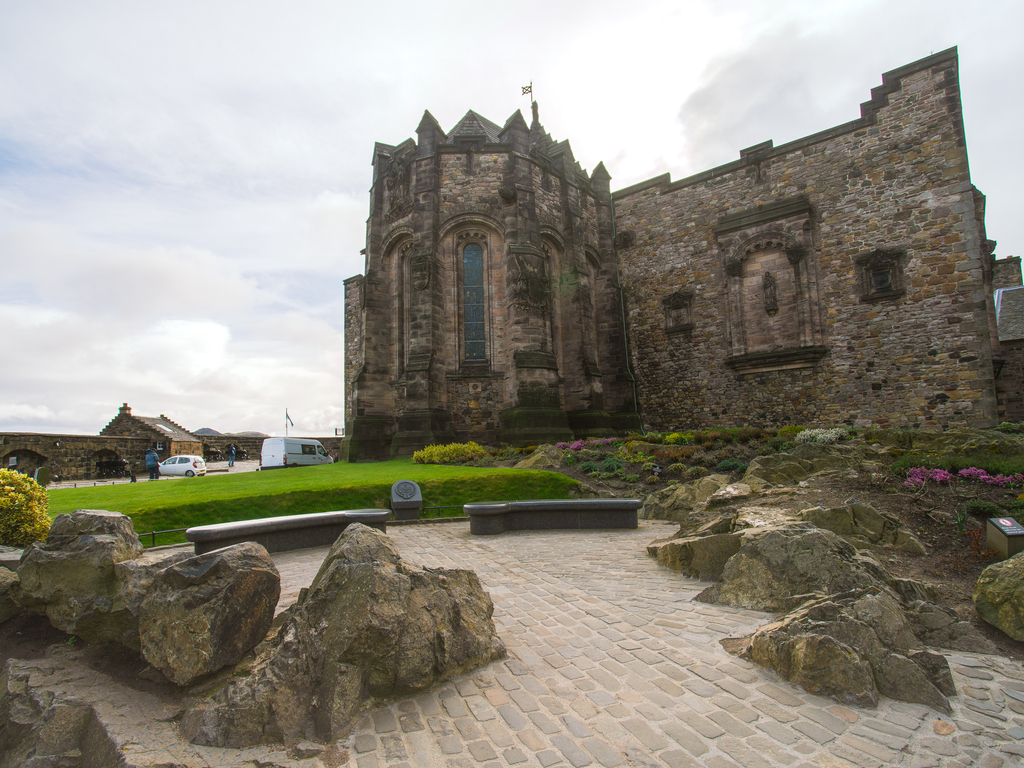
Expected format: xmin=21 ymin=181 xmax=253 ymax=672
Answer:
xmin=259 ymin=438 xmax=335 ymax=470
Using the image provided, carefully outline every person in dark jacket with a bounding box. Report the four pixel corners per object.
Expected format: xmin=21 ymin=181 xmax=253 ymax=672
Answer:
xmin=228 ymin=445 xmax=235 ymax=467
xmin=145 ymin=448 xmax=160 ymax=481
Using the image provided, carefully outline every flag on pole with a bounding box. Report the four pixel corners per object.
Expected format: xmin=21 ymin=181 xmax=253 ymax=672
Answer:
xmin=286 ymin=410 xmax=294 ymax=427
xmin=521 ymin=83 xmax=532 ymax=95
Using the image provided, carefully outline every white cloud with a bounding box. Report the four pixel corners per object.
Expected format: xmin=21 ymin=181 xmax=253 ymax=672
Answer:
xmin=0 ymin=0 xmax=1021 ymax=435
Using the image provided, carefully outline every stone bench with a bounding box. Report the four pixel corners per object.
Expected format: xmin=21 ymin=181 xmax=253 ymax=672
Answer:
xmin=464 ymin=499 xmax=642 ymax=536
xmin=186 ymin=510 xmax=390 ymax=555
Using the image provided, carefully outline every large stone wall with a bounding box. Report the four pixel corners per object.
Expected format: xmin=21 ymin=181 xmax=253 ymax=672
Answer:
xmin=613 ymin=48 xmax=996 ymax=431
xmin=0 ymin=433 xmax=151 ymax=482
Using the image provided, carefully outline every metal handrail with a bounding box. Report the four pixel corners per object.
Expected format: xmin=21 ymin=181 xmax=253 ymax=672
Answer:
xmin=138 ymin=528 xmax=189 ymax=547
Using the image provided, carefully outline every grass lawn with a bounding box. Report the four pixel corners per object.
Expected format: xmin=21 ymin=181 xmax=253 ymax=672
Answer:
xmin=47 ymin=460 xmax=579 ymax=546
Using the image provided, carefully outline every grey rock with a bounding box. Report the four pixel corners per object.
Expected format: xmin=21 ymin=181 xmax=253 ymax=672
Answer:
xmin=734 ymin=589 xmax=953 ymax=712
xmin=707 ymin=483 xmax=754 ymax=508
xmin=801 ymin=502 xmax=926 ymax=554
xmin=0 ymin=567 xmax=20 ymax=624
xmin=903 ymin=600 xmax=998 ymax=654
xmin=640 ymin=475 xmax=730 ymax=523
xmin=742 ymin=444 xmax=869 ymax=492
xmin=974 ymin=552 xmax=1024 ymax=641
xmin=514 ymin=445 xmax=562 ymax=470
xmin=695 ymin=526 xmax=892 ymax=612
xmin=180 ymin=523 xmax=506 ymax=747
xmin=138 ymin=542 xmax=281 ymax=686
xmin=16 ymin=510 xmax=191 ymax=649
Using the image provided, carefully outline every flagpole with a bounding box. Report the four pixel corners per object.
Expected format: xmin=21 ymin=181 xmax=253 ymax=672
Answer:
xmin=285 ymin=409 xmax=288 ymax=437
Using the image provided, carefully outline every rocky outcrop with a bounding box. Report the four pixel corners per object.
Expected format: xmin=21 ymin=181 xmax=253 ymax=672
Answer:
xmin=863 ymin=427 xmax=1024 ymax=456
xmin=514 ymin=445 xmax=563 ymax=470
xmin=974 ymin=553 xmax=1024 ymax=641
xmin=707 ymin=483 xmax=754 ymax=508
xmin=0 ymin=568 xmax=20 ymax=624
xmin=742 ymin=444 xmax=874 ymax=491
xmin=903 ymin=600 xmax=997 ymax=653
xmin=800 ymin=503 xmax=926 ymax=555
xmin=17 ymin=510 xmax=192 ymax=650
xmin=138 ymin=542 xmax=280 ymax=686
xmin=695 ymin=526 xmax=892 ymax=612
xmin=735 ymin=589 xmax=954 ymax=713
xmin=640 ymin=475 xmax=731 ymax=523
xmin=180 ymin=523 xmax=506 ymax=747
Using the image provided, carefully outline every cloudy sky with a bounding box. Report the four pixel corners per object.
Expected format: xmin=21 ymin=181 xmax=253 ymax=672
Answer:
xmin=1 ymin=0 xmax=1021 ymax=437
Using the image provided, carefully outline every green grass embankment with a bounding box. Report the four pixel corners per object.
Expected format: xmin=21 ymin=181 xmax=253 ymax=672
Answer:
xmin=47 ymin=459 xmax=579 ymax=546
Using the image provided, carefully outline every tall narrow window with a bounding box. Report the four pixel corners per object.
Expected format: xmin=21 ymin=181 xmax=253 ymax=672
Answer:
xmin=463 ymin=243 xmax=485 ymax=361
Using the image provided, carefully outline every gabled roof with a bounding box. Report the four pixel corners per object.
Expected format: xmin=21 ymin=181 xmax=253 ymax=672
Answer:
xmin=445 ymin=110 xmax=503 ymax=144
xmin=135 ymin=416 xmax=200 ymax=444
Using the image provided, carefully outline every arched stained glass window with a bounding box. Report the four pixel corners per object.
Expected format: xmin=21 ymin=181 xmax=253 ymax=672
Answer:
xmin=463 ymin=243 xmax=485 ymax=361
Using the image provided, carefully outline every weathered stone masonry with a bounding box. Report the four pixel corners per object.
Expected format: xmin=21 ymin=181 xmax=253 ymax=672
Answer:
xmin=613 ymin=47 xmax=1000 ymax=432
xmin=342 ymin=47 xmax=1011 ymax=460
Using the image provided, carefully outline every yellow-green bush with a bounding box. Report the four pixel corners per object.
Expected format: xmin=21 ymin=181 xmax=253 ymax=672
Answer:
xmin=0 ymin=469 xmax=51 ymax=548
xmin=412 ymin=442 xmax=488 ymax=465
xmin=777 ymin=425 xmax=805 ymax=441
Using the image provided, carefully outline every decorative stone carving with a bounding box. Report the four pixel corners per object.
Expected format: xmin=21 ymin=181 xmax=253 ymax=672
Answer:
xmin=498 ymin=185 xmax=516 ymax=203
xmin=410 ymin=252 xmax=431 ymax=291
xmin=509 ymin=250 xmax=550 ymax=313
xmin=385 ymin=154 xmax=413 ymax=224
xmin=856 ymin=248 xmax=906 ymax=302
xmin=763 ymin=271 xmax=778 ymax=316
xmin=663 ymin=290 xmax=695 ymax=334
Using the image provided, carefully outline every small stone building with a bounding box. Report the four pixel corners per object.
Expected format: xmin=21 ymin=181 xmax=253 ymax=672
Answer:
xmin=341 ymin=46 xmax=1012 ymax=460
xmin=100 ymin=403 xmax=203 ymax=457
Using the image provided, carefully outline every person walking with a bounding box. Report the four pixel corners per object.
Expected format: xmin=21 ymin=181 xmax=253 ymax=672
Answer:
xmin=145 ymin=448 xmax=160 ymax=481
xmin=228 ymin=445 xmax=235 ymax=468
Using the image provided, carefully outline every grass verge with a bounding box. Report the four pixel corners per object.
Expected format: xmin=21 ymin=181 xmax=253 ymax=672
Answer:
xmin=47 ymin=460 xmax=579 ymax=546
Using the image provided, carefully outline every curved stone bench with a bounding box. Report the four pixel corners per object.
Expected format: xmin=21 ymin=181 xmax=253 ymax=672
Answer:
xmin=465 ymin=499 xmax=642 ymax=536
xmin=186 ymin=509 xmax=390 ymax=555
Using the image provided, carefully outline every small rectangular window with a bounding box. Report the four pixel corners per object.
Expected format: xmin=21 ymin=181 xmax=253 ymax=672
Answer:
xmin=301 ymin=444 xmax=316 ymax=455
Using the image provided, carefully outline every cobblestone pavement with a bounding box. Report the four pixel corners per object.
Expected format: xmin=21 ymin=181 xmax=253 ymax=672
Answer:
xmin=273 ymin=520 xmax=1024 ymax=768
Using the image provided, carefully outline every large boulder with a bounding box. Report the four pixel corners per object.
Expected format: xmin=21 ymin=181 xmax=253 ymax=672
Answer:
xmin=973 ymin=553 xmax=1024 ymax=641
xmin=16 ymin=510 xmax=190 ymax=649
xmin=800 ymin=503 xmax=926 ymax=555
xmin=742 ymin=443 xmax=871 ymax=492
xmin=640 ymin=475 xmax=731 ymax=524
xmin=902 ymin=600 xmax=998 ymax=654
xmin=0 ymin=568 xmax=20 ymax=624
xmin=180 ymin=523 xmax=506 ymax=747
xmin=514 ymin=445 xmax=562 ymax=470
xmin=695 ymin=526 xmax=892 ymax=612
xmin=732 ymin=589 xmax=955 ymax=713
xmin=138 ymin=542 xmax=281 ymax=685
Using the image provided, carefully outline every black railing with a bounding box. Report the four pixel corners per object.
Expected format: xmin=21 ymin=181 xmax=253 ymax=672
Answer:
xmin=138 ymin=528 xmax=189 ymax=547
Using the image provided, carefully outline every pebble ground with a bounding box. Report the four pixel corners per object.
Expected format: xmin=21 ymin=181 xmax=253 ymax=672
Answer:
xmin=272 ymin=520 xmax=1024 ymax=768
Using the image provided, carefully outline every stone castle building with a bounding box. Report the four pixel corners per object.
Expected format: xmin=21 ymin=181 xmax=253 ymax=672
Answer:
xmin=342 ymin=47 xmax=1020 ymax=461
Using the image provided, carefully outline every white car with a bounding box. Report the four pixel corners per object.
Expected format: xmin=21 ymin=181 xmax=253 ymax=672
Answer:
xmin=159 ymin=455 xmax=207 ymax=477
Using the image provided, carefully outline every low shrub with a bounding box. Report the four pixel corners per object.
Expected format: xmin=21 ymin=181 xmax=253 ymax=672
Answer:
xmin=715 ymin=458 xmax=749 ymax=473
xmin=794 ymin=427 xmax=849 ymax=445
xmin=962 ymin=499 xmax=1002 ymax=518
xmin=665 ymin=463 xmax=687 ymax=476
xmin=685 ymin=466 xmax=710 ymax=480
xmin=579 ymin=461 xmax=601 ymax=474
xmin=413 ymin=442 xmax=488 ymax=465
xmin=777 ymin=425 xmax=805 ymax=441
xmin=735 ymin=426 xmax=764 ymax=443
xmin=644 ymin=475 xmax=660 ymax=484
xmin=624 ymin=474 xmax=640 ymax=483
xmin=757 ymin=437 xmax=793 ymax=455
xmin=601 ymin=457 xmax=624 ymax=473
xmin=0 ymin=469 xmax=51 ymax=548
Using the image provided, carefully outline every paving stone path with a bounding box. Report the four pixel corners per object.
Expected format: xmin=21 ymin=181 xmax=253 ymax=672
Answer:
xmin=274 ymin=520 xmax=1024 ymax=768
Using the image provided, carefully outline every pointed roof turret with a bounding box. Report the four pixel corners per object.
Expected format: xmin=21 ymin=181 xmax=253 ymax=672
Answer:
xmin=446 ymin=110 xmax=503 ymax=143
